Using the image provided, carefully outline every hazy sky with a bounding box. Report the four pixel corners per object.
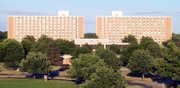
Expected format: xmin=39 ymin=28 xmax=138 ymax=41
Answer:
xmin=0 ymin=0 xmax=180 ymax=33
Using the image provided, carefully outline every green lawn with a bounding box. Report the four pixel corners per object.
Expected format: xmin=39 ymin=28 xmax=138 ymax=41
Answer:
xmin=127 ymin=85 xmax=144 ymax=88
xmin=51 ymin=65 xmax=61 ymax=71
xmin=0 ymin=79 xmax=79 ymax=88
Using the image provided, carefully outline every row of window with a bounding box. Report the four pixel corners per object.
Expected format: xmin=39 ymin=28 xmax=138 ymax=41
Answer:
xmin=102 ymin=27 xmax=166 ymax=31
xmin=101 ymin=16 xmax=168 ymax=19
xmin=102 ymin=26 xmax=166 ymax=28
xmin=15 ymin=28 xmax=79 ymax=31
xmin=107 ymin=30 xmax=164 ymax=33
xmin=102 ymin=22 xmax=166 ymax=25
xmin=15 ymin=34 xmax=77 ymax=37
xmin=15 ymin=16 xmax=80 ymax=19
xmin=102 ymin=19 xmax=166 ymax=22
xmin=15 ymin=36 xmax=76 ymax=40
xmin=16 ymin=25 xmax=79 ymax=28
xmin=106 ymin=36 xmax=165 ymax=41
xmin=15 ymin=21 xmax=79 ymax=24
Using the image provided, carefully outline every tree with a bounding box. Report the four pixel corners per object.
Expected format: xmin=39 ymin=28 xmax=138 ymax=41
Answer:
xmin=121 ymin=43 xmax=140 ymax=66
xmin=153 ymin=42 xmax=180 ymax=87
xmin=109 ymin=44 xmax=121 ymax=54
xmin=172 ymin=33 xmax=180 ymax=47
xmin=20 ymin=52 xmax=51 ymax=78
xmin=0 ymin=39 xmax=24 ymax=68
xmin=72 ymin=46 xmax=92 ymax=59
xmin=96 ymin=48 xmax=121 ymax=71
xmin=158 ymin=42 xmax=180 ymax=81
xmin=47 ymin=41 xmax=61 ymax=65
xmin=140 ymin=36 xmax=162 ymax=58
xmin=81 ymin=66 xmax=126 ymax=88
xmin=127 ymin=49 xmax=153 ymax=80
xmin=31 ymin=35 xmax=53 ymax=53
xmin=0 ymin=43 xmax=3 ymax=62
xmin=122 ymin=35 xmax=138 ymax=44
xmin=83 ymin=43 xmax=93 ymax=50
xmin=0 ymin=31 xmax=7 ymax=42
xmin=84 ymin=33 xmax=98 ymax=38
xmin=31 ymin=35 xmax=60 ymax=65
xmin=96 ymin=43 xmax=104 ymax=49
xmin=162 ymin=33 xmax=180 ymax=47
xmin=21 ymin=35 xmax=36 ymax=57
xmin=23 ymin=35 xmax=36 ymax=42
xmin=68 ymin=54 xmax=104 ymax=81
xmin=55 ymin=39 xmax=76 ymax=54
xmin=140 ymin=36 xmax=154 ymax=46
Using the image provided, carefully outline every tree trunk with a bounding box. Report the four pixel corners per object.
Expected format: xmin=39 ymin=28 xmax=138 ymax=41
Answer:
xmin=142 ymin=73 xmax=144 ymax=80
xmin=44 ymin=75 xmax=48 ymax=82
xmin=33 ymin=75 xmax=36 ymax=79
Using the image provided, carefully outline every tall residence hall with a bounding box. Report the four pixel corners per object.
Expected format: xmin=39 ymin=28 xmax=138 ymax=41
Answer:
xmin=96 ymin=11 xmax=172 ymax=44
xmin=8 ymin=11 xmax=84 ymax=41
xmin=8 ymin=11 xmax=172 ymax=46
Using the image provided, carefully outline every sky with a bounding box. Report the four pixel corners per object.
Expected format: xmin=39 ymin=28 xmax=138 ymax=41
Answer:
xmin=0 ymin=0 xmax=180 ymax=33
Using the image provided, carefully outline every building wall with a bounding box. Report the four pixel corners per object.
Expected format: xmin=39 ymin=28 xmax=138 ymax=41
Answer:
xmin=8 ymin=14 xmax=84 ymax=41
xmin=96 ymin=17 xmax=102 ymax=39
xmin=75 ymin=39 xmax=109 ymax=45
xmin=78 ymin=17 xmax=84 ymax=38
xmin=97 ymin=16 xmax=172 ymax=44
xmin=8 ymin=16 xmax=14 ymax=39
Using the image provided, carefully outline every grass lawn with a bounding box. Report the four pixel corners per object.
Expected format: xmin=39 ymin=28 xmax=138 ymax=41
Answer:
xmin=51 ymin=65 xmax=61 ymax=71
xmin=0 ymin=63 xmax=6 ymax=71
xmin=0 ymin=79 xmax=79 ymax=88
xmin=127 ymin=85 xmax=144 ymax=88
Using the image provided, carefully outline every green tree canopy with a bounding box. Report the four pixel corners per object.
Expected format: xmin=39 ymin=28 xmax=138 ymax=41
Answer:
xmin=55 ymin=39 xmax=76 ymax=54
xmin=0 ymin=31 xmax=7 ymax=42
xmin=83 ymin=43 xmax=93 ymax=50
xmin=21 ymin=35 xmax=36 ymax=57
xmin=30 ymin=35 xmax=60 ymax=65
xmin=31 ymin=35 xmax=53 ymax=53
xmin=0 ymin=43 xmax=3 ymax=62
xmin=122 ymin=35 xmax=138 ymax=44
xmin=140 ymin=36 xmax=162 ymax=58
xmin=72 ymin=46 xmax=92 ymax=59
xmin=163 ymin=33 xmax=180 ymax=47
xmin=140 ymin=36 xmax=154 ymax=46
xmin=0 ymin=39 xmax=24 ymax=68
xmin=127 ymin=49 xmax=153 ymax=80
xmin=96 ymin=48 xmax=121 ymax=71
xmin=121 ymin=43 xmax=140 ymax=66
xmin=96 ymin=43 xmax=104 ymax=49
xmin=172 ymin=33 xmax=180 ymax=41
xmin=68 ymin=54 xmax=104 ymax=81
xmin=20 ymin=52 xmax=51 ymax=75
xmin=81 ymin=66 xmax=126 ymax=88
xmin=158 ymin=42 xmax=180 ymax=81
xmin=84 ymin=33 xmax=98 ymax=38
xmin=23 ymin=35 xmax=36 ymax=42
xmin=109 ymin=44 xmax=121 ymax=54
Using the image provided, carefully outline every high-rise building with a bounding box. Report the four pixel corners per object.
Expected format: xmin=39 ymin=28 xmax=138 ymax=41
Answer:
xmin=8 ymin=11 xmax=84 ymax=41
xmin=96 ymin=11 xmax=172 ymax=44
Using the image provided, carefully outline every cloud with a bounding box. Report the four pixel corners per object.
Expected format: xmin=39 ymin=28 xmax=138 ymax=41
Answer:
xmin=0 ymin=10 xmax=46 ymax=15
xmin=131 ymin=11 xmax=164 ymax=15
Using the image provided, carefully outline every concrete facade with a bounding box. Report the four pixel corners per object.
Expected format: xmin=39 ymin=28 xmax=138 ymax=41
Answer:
xmin=8 ymin=11 xmax=172 ymax=45
xmin=74 ymin=38 xmax=129 ymax=48
xmin=97 ymin=11 xmax=172 ymax=44
xmin=8 ymin=11 xmax=84 ymax=41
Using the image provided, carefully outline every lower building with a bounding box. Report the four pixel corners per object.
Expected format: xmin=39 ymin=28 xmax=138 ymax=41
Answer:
xmin=74 ymin=38 xmax=129 ymax=49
